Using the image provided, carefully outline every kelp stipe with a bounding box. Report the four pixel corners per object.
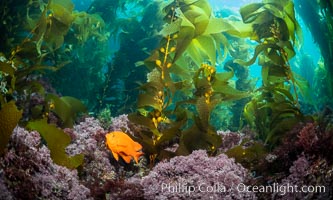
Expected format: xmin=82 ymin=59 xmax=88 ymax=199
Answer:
xmin=233 ymin=0 xmax=306 ymax=147
xmin=129 ymin=0 xmax=250 ymax=166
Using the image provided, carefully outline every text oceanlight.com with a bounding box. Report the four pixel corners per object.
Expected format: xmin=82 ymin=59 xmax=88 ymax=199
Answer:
xmin=160 ymin=182 xmax=326 ymax=196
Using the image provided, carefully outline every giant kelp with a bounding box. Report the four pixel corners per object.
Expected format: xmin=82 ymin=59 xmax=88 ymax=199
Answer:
xmin=27 ymin=119 xmax=84 ymax=169
xmin=232 ymin=0 xmax=306 ymax=147
xmin=159 ymin=0 xmax=237 ymax=67
xmin=84 ymin=0 xmax=163 ymax=114
xmin=223 ymin=35 xmax=257 ymax=131
xmin=295 ymin=0 xmax=333 ymax=109
xmin=38 ymin=0 xmax=111 ymax=111
xmin=1 ymin=0 xmax=89 ymax=124
xmin=0 ymin=0 xmax=326 ymax=173
xmin=0 ymin=101 xmax=22 ymax=155
xmin=0 ymin=0 xmax=103 ymax=168
xmin=129 ymin=0 xmax=250 ymax=165
xmin=77 ymin=0 xmax=152 ymax=113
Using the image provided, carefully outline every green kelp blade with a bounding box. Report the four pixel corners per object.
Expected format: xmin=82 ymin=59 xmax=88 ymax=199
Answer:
xmin=277 ymin=40 xmax=295 ymax=59
xmin=170 ymin=58 xmax=193 ymax=80
xmin=213 ymin=33 xmax=230 ymax=62
xmin=214 ymin=70 xmax=234 ymax=83
xmin=191 ymin=0 xmax=212 ymax=17
xmin=225 ymin=142 xmax=267 ymax=169
xmin=61 ymin=96 xmax=87 ymax=115
xmin=173 ymin=26 xmax=195 ymax=63
xmin=178 ymin=123 xmax=221 ymax=155
xmin=186 ymin=35 xmax=218 ymax=67
xmin=0 ymin=61 xmax=15 ymax=76
xmin=137 ymin=93 xmax=162 ymax=111
xmin=156 ymin=125 xmax=181 ymax=146
xmin=183 ymin=0 xmax=201 ymax=4
xmin=192 ymin=35 xmax=216 ymax=65
xmin=234 ymin=43 xmax=280 ymax=66
xmin=239 ymin=3 xmax=265 ymax=23
xmin=263 ymin=0 xmax=289 ymax=5
xmin=183 ymin=7 xmax=209 ymax=36
xmin=185 ymin=40 xmax=205 ymax=67
xmin=293 ymin=73 xmax=315 ymax=107
xmin=214 ymin=85 xmax=251 ymax=100
xmin=128 ymin=130 xmax=157 ymax=156
xmin=196 ymin=97 xmax=210 ymax=129
xmin=20 ymin=81 xmax=46 ymax=95
xmin=46 ymin=94 xmax=87 ymax=128
xmin=27 ymin=119 xmax=84 ymax=169
xmin=172 ymin=8 xmax=195 ymax=63
xmin=265 ymin=50 xmax=285 ymax=66
xmin=272 ymin=87 xmax=295 ymax=102
xmin=159 ymin=18 xmax=182 ymax=36
xmin=49 ymin=0 xmax=74 ymax=26
xmin=156 ymin=109 xmax=186 ymax=147
xmin=225 ymin=21 xmax=256 ymax=39
xmin=265 ymin=117 xmax=300 ymax=145
xmin=0 ymin=101 xmax=22 ymax=155
xmin=203 ymin=18 xmax=236 ymax=35
xmin=128 ymin=113 xmax=161 ymax=137
xmin=243 ymin=101 xmax=256 ymax=127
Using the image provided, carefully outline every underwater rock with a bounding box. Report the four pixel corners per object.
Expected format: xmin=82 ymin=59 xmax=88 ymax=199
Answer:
xmin=296 ymin=123 xmax=320 ymax=153
xmin=92 ymin=176 xmax=144 ymax=200
xmin=66 ymin=117 xmax=106 ymax=155
xmin=0 ymin=170 xmax=13 ymax=200
xmin=0 ymin=126 xmax=91 ymax=199
xmin=109 ymin=114 xmax=144 ymax=137
xmin=141 ymin=150 xmax=256 ymax=199
xmin=274 ymin=155 xmax=333 ymax=200
xmin=109 ymin=114 xmax=133 ymax=134
xmin=217 ymin=130 xmax=243 ymax=152
xmin=65 ymin=117 xmax=117 ymax=187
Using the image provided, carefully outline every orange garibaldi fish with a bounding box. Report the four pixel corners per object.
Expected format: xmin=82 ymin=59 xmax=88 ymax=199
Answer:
xmin=105 ymin=131 xmax=143 ymax=164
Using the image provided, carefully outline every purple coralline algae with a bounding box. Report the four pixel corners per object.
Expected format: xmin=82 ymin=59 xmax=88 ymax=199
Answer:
xmin=0 ymin=127 xmax=92 ymax=199
xmin=65 ymin=117 xmax=117 ymax=188
xmin=141 ymin=150 xmax=256 ymax=200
